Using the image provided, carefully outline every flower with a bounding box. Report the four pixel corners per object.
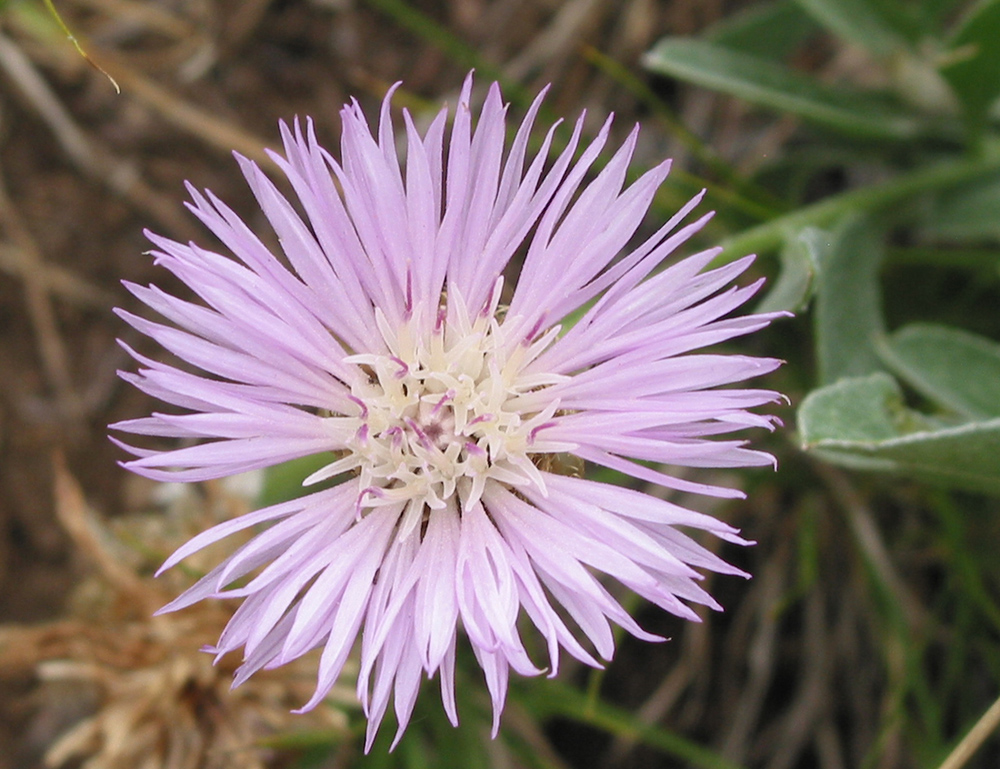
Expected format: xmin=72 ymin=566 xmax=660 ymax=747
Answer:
xmin=112 ymin=73 xmax=784 ymax=750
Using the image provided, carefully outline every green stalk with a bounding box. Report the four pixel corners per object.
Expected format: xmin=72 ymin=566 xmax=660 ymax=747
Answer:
xmin=719 ymin=146 xmax=1000 ymax=259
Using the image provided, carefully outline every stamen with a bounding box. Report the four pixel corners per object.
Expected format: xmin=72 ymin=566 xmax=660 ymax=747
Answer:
xmin=356 ymin=486 xmax=384 ymax=519
xmin=403 ymin=268 xmax=414 ymax=319
xmin=389 ymin=356 xmax=409 ymax=378
xmin=345 ymin=313 xmax=560 ymax=517
xmin=403 ymin=417 xmax=433 ymax=450
xmin=524 ymin=312 xmax=547 ymax=345
xmin=431 ymin=389 xmax=456 ymax=417
xmin=348 ymin=394 xmax=368 ymax=418
xmin=384 ymin=425 xmax=403 ymax=449
xmin=528 ymin=421 xmax=556 ymax=445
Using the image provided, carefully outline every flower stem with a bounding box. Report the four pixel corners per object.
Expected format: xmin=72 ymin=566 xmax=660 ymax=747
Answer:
xmin=718 ymin=146 xmax=1000 ymax=260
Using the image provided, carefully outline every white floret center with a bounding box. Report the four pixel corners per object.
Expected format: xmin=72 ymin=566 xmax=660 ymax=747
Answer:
xmin=311 ymin=291 xmax=568 ymax=531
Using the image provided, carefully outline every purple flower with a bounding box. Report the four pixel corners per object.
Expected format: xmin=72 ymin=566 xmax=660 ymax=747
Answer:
xmin=113 ymin=74 xmax=784 ymax=750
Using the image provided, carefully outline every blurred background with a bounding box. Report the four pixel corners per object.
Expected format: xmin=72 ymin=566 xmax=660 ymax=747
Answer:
xmin=1 ymin=0 xmax=999 ymax=767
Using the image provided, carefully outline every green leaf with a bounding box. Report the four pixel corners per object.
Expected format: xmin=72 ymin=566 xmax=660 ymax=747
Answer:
xmin=643 ymin=38 xmax=920 ymax=140
xmin=878 ymin=323 xmax=1000 ymax=419
xmin=939 ymin=0 xmax=1000 ymax=139
xmin=799 ymin=373 xmax=1000 ymax=495
xmin=812 ymin=216 xmax=887 ymax=385
xmin=793 ymin=0 xmax=906 ymax=56
xmin=707 ymin=0 xmax=820 ymax=60
xmin=756 ymin=226 xmax=823 ymax=313
xmin=800 ymin=373 xmax=911 ymax=443
xmin=921 ymin=170 xmax=1000 ymax=241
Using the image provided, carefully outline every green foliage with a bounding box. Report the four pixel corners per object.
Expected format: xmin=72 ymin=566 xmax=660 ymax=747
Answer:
xmin=645 ymin=0 xmax=1000 ymax=498
xmin=921 ymin=169 xmax=1000 ymax=240
xmin=794 ymin=0 xmax=907 ymax=55
xmin=939 ymin=0 xmax=1000 ymax=140
xmin=706 ymin=1 xmax=820 ymax=60
xmin=799 ymin=372 xmax=1000 ymax=494
xmin=796 ymin=322 xmax=1000 ymax=494
xmin=755 ymin=226 xmax=823 ymax=313
xmin=259 ymin=453 xmax=345 ymax=507
xmin=879 ymin=323 xmax=1000 ymax=419
xmin=812 ymin=216 xmax=887 ymax=384
xmin=642 ymin=4 xmax=1000 ymax=763
xmin=643 ymin=38 xmax=921 ymax=140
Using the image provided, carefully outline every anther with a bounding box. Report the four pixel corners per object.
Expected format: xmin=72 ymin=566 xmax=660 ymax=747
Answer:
xmin=524 ymin=313 xmax=547 ymax=345
xmin=403 ymin=417 xmax=433 ymax=450
xmin=348 ymin=394 xmax=368 ymax=419
xmin=389 ymin=356 xmax=409 ymax=378
xmin=384 ymin=425 xmax=403 ymax=450
xmin=356 ymin=486 xmax=384 ymax=519
xmin=431 ymin=389 xmax=456 ymax=417
xmin=528 ymin=421 xmax=555 ymax=445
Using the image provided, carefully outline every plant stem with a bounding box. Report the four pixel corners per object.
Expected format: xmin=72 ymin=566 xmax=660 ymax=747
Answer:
xmin=719 ymin=148 xmax=1000 ymax=259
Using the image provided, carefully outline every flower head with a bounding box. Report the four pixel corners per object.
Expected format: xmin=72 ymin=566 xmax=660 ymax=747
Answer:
xmin=113 ymin=73 xmax=784 ymax=750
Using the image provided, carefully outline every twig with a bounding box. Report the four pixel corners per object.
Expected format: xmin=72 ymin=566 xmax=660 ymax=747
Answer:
xmin=503 ymin=0 xmax=608 ymax=82
xmin=718 ymin=555 xmax=786 ymax=763
xmin=937 ymin=693 xmax=1000 ymax=769
xmin=766 ymin=591 xmax=829 ymax=769
xmin=41 ymin=0 xmax=119 ymax=92
xmin=71 ymin=0 xmax=195 ymax=40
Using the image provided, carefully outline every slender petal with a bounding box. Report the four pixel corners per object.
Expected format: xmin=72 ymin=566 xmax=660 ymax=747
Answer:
xmin=113 ymin=73 xmax=787 ymax=750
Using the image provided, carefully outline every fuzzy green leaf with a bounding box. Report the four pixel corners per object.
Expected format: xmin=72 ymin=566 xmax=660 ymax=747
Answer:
xmin=799 ymin=373 xmax=1000 ymax=495
xmin=756 ymin=226 xmax=823 ymax=313
xmin=813 ymin=216 xmax=887 ymax=385
xmin=878 ymin=323 xmax=1000 ymax=419
xmin=921 ymin=170 xmax=1000 ymax=241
